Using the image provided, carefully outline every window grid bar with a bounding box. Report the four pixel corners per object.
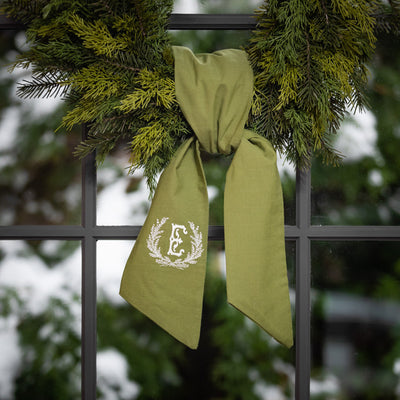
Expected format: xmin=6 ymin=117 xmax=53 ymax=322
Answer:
xmin=1 ymin=12 xmax=400 ymax=400
xmin=0 ymin=13 xmax=258 ymax=30
xmin=2 ymin=224 xmax=400 ymax=240
xmin=169 ymin=14 xmax=256 ymax=29
xmin=307 ymin=225 xmax=400 ymax=240
xmin=81 ymin=127 xmax=97 ymax=400
xmin=0 ymin=225 xmax=85 ymax=239
xmin=295 ymin=169 xmax=312 ymax=400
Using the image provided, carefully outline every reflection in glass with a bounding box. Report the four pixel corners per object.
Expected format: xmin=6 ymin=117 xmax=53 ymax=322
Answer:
xmin=170 ymin=28 xmax=253 ymax=55
xmin=311 ymin=29 xmax=400 ymax=227
xmin=96 ymin=156 xmax=152 ymax=226
xmin=0 ymin=240 xmax=81 ymax=400
xmin=173 ymin=0 xmax=264 ymax=14
xmin=278 ymin=156 xmax=296 ymax=226
xmin=0 ymin=31 xmax=82 ymax=226
xmin=311 ymin=242 xmax=400 ymax=399
xmin=97 ymin=146 xmax=295 ymax=227
xmin=170 ymin=2 xmax=257 ymax=65
xmin=97 ymin=240 xmax=295 ymax=399
xmin=311 ymin=150 xmax=400 ymax=226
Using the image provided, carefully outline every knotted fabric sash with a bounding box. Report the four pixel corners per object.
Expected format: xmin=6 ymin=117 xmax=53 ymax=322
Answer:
xmin=120 ymin=46 xmax=293 ymax=349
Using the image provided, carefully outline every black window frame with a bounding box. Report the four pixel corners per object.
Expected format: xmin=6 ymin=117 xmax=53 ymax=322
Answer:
xmin=1 ymin=13 xmax=400 ymax=400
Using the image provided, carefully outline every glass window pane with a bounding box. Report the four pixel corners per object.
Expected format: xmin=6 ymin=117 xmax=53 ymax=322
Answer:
xmin=173 ymin=0 xmax=264 ymax=13
xmin=311 ymin=147 xmax=400 ymax=226
xmin=311 ymin=32 xmax=400 ymax=226
xmin=170 ymin=3 xmax=257 ymax=58
xmin=311 ymin=241 xmax=400 ymax=399
xmin=278 ymin=156 xmax=296 ymax=226
xmin=97 ymin=158 xmax=151 ymax=226
xmin=170 ymin=29 xmax=253 ymax=54
xmin=0 ymin=240 xmax=81 ymax=400
xmin=97 ymin=146 xmax=295 ymax=226
xmin=97 ymin=240 xmax=295 ymax=399
xmin=0 ymin=32 xmax=82 ymax=226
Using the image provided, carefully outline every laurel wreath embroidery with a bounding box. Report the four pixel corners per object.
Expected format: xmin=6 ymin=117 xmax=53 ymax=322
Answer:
xmin=146 ymin=217 xmax=204 ymax=270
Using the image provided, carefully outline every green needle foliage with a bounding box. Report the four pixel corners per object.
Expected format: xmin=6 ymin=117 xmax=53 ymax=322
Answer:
xmin=2 ymin=0 xmax=190 ymax=193
xmin=2 ymin=0 xmax=400 ymax=189
xmin=248 ymin=0 xmax=382 ymax=168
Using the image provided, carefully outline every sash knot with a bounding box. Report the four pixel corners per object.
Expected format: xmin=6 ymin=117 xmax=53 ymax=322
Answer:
xmin=173 ymin=46 xmax=253 ymax=155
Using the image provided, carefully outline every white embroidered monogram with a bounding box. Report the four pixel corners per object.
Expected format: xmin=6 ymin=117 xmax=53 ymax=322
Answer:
xmin=167 ymin=223 xmax=187 ymax=257
xmin=146 ymin=217 xmax=204 ymax=270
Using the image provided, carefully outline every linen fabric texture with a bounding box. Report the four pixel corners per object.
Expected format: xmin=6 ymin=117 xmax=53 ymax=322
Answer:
xmin=120 ymin=46 xmax=293 ymax=349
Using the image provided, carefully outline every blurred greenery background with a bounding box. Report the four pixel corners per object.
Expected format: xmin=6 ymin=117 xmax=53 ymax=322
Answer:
xmin=1 ymin=0 xmax=400 ymax=399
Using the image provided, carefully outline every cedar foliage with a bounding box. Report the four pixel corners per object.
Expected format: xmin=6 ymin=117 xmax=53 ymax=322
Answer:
xmin=249 ymin=0 xmax=371 ymax=168
xmin=2 ymin=0 xmax=190 ymax=193
xmin=247 ymin=0 xmax=400 ymax=168
xmin=2 ymin=0 xmax=400 ymax=188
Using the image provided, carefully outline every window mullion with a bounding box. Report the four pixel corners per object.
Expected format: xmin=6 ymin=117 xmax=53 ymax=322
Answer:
xmin=169 ymin=14 xmax=256 ymax=30
xmin=295 ymin=168 xmax=311 ymax=400
xmin=81 ymin=126 xmax=97 ymax=400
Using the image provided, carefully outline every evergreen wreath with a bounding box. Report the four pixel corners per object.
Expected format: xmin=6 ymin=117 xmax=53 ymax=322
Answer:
xmin=2 ymin=0 xmax=400 ymax=193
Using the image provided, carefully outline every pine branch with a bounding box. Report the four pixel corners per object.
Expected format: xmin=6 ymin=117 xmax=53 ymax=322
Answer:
xmin=374 ymin=0 xmax=400 ymax=35
xmin=74 ymin=131 xmax=121 ymax=165
xmin=247 ymin=0 xmax=378 ymax=168
xmin=67 ymin=13 xmax=130 ymax=58
xmin=103 ymin=59 xmax=141 ymax=73
xmin=132 ymin=1 xmax=147 ymax=38
xmin=17 ymin=73 xmax=70 ymax=99
xmin=89 ymin=0 xmax=115 ymax=18
xmin=1 ymin=0 xmax=45 ymax=24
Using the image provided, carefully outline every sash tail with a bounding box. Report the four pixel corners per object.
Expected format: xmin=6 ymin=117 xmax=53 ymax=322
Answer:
xmin=120 ymin=137 xmax=209 ymax=349
xmin=224 ymin=130 xmax=293 ymax=348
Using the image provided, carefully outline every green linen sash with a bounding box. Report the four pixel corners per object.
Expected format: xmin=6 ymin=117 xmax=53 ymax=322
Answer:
xmin=120 ymin=46 xmax=293 ymax=349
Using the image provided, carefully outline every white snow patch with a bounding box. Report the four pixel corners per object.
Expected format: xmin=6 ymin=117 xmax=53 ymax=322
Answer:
xmin=207 ymin=185 xmax=219 ymax=202
xmin=0 ymin=241 xmax=81 ymax=316
xmin=277 ymin=152 xmax=296 ymax=178
xmin=254 ymin=382 xmax=286 ymax=400
xmin=97 ymin=177 xmax=151 ymax=225
xmin=394 ymin=359 xmax=400 ymax=375
xmin=97 ymin=241 xmax=133 ymax=304
xmin=97 ymin=349 xmax=140 ymax=400
xmin=310 ymin=374 xmax=340 ymax=396
xmin=336 ymin=110 xmax=380 ymax=161
xmin=0 ymin=316 xmax=22 ymax=399
xmin=173 ymin=0 xmax=200 ymax=13
xmin=368 ymin=169 xmax=384 ymax=187
xmin=0 ymin=106 xmax=20 ymax=150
